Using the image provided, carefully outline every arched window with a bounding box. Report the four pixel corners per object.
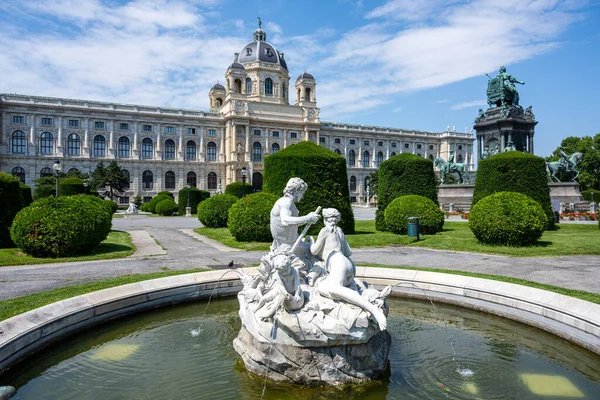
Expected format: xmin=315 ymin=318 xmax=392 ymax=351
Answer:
xmin=305 ymin=87 xmax=311 ymax=101
xmin=264 ymin=78 xmax=273 ymax=96
xmin=11 ymin=130 xmax=26 ymax=154
xmin=206 ymin=141 xmax=217 ymax=161
xmin=165 ymin=171 xmax=175 ymax=189
xmin=252 ymin=142 xmax=262 ymax=161
xmin=271 ymin=143 xmax=280 ymax=153
xmin=234 ymin=78 xmax=242 ymax=93
xmin=142 ymin=170 xmax=153 ymax=189
xmin=334 ymin=149 xmax=341 ymax=155
xmin=68 ymin=168 xmax=80 ymax=174
xmin=252 ymin=172 xmax=263 ymax=192
xmin=40 ymin=167 xmax=53 ymax=178
xmin=376 ymin=151 xmax=383 ymax=167
xmin=118 ymin=136 xmax=130 ymax=158
xmin=362 ymin=150 xmax=370 ymax=168
xmin=68 ymin=134 xmax=81 ymax=155
xmin=165 ymin=139 xmax=175 ymax=160
xmin=350 ymin=176 xmax=357 ymax=191
xmin=142 ymin=138 xmax=153 ymax=159
xmin=215 ymin=98 xmax=222 ymax=107
xmin=12 ymin=167 xmax=25 ymax=183
xmin=187 ymin=171 xmax=197 ymax=187
xmin=121 ymin=170 xmax=130 ymax=190
xmin=348 ymin=150 xmax=356 ymax=167
xmin=93 ymin=135 xmax=106 ymax=157
xmin=207 ymin=172 xmax=217 ymax=189
xmin=186 ymin=140 xmax=196 ymax=160
xmin=428 ymin=154 xmax=434 ymax=161
xmin=40 ymin=132 xmax=54 ymax=154
xmin=245 ymin=78 xmax=252 ymax=94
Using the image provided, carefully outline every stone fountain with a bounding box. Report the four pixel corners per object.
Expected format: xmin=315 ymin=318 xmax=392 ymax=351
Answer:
xmin=233 ymin=178 xmax=391 ymax=385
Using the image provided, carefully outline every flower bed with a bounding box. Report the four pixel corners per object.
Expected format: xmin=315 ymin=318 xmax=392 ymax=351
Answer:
xmin=560 ymin=212 xmax=598 ymax=221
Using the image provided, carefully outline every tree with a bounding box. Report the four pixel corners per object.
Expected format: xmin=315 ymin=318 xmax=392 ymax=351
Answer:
xmin=546 ymin=134 xmax=600 ymax=191
xmin=90 ymin=161 xmax=128 ymax=200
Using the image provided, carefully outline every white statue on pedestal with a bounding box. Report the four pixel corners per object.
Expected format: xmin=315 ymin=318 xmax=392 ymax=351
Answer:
xmin=126 ymin=202 xmax=138 ymax=214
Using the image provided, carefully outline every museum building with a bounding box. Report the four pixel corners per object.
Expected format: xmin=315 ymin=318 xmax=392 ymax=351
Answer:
xmin=0 ymin=25 xmax=474 ymax=204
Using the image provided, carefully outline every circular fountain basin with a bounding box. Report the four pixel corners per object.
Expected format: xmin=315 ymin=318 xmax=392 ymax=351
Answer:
xmin=1 ymin=297 xmax=600 ymax=399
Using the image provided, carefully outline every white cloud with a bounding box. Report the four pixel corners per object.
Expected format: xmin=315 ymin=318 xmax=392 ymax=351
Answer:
xmin=451 ymin=100 xmax=487 ymax=110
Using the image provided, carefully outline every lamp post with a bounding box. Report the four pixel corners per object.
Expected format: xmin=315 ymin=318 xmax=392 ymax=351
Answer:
xmin=241 ymin=167 xmax=247 ymax=197
xmin=185 ymin=183 xmax=192 ymax=217
xmin=83 ymin=179 xmax=89 ymax=194
xmin=52 ymin=160 xmax=62 ymax=197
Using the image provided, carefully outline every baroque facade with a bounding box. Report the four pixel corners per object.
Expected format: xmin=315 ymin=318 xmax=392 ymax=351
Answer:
xmin=0 ymin=25 xmax=474 ymax=204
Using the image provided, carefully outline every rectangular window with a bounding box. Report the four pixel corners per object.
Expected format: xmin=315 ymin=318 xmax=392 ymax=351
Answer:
xmin=349 ymin=139 xmax=355 ymax=145
xmin=364 ymin=140 xmax=369 ymax=146
xmin=253 ymin=129 xmax=261 ymax=136
xmin=119 ymin=123 xmax=129 ymax=130
xmin=165 ymin=126 xmax=175 ymax=133
xmin=207 ymin=129 xmax=217 ymax=136
xmin=319 ymin=137 xmax=326 ymax=143
xmin=12 ymin=115 xmax=24 ymax=124
xmin=391 ymin=142 xmax=397 ymax=148
xmin=119 ymin=196 xmax=130 ymax=204
xmin=334 ymin=138 xmax=341 ymax=144
xmin=417 ymin=144 xmax=422 ymax=149
xmin=41 ymin=117 xmax=52 ymax=125
xmin=143 ymin=124 xmax=152 ymax=132
xmin=69 ymin=119 xmax=80 ymax=128
xmin=272 ymin=131 xmax=280 ymax=138
xmin=404 ymin=143 xmax=409 ymax=149
xmin=429 ymin=145 xmax=434 ymax=150
xmin=350 ymin=196 xmax=357 ymax=203
xmin=94 ymin=121 xmax=105 ymax=129
xmin=188 ymin=128 xmax=196 ymax=135
xmin=378 ymin=141 xmax=383 ymax=147
xmin=290 ymin=132 xmax=298 ymax=139
xmin=458 ymin=145 xmax=463 ymax=150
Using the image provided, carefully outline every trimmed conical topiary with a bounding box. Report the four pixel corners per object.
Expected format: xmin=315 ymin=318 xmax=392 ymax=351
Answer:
xmin=263 ymin=141 xmax=354 ymax=234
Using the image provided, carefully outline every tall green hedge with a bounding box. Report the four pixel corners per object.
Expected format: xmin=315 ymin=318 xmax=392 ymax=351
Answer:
xmin=376 ymin=153 xmax=438 ymax=231
xmin=263 ymin=141 xmax=354 ymax=234
xmin=472 ymin=152 xmax=555 ymax=229
xmin=148 ymin=194 xmax=171 ymax=213
xmin=582 ymin=189 xmax=600 ymax=202
xmin=20 ymin=183 xmax=33 ymax=207
xmin=33 ymin=176 xmax=57 ymax=200
xmin=0 ymin=172 xmax=25 ymax=248
xmin=177 ymin=187 xmax=210 ymax=215
xmin=158 ymin=191 xmax=174 ymax=199
xmin=225 ymin=181 xmax=253 ymax=198
xmin=58 ymin=177 xmax=86 ymax=196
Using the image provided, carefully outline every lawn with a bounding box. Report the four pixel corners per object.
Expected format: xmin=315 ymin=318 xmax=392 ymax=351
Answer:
xmin=0 ymin=268 xmax=209 ymax=321
xmin=0 ymin=230 xmax=136 ymax=267
xmin=196 ymin=221 xmax=600 ymax=257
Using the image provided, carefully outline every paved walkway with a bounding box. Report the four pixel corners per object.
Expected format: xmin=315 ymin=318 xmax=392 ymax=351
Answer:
xmin=1 ymin=213 xmax=599 ymax=301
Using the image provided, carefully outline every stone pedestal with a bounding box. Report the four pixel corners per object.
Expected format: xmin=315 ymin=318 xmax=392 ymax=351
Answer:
xmin=233 ymin=326 xmax=391 ymax=385
xmin=185 ymin=206 xmax=191 ymax=217
xmin=548 ymin=182 xmax=583 ymax=204
xmin=438 ymin=184 xmax=474 ymax=211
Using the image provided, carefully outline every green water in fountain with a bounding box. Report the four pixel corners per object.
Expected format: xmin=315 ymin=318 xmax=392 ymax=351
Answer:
xmin=2 ymin=297 xmax=600 ymax=399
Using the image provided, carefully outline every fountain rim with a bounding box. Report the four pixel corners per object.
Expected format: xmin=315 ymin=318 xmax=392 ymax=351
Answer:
xmin=1 ymin=267 xmax=599 ymax=372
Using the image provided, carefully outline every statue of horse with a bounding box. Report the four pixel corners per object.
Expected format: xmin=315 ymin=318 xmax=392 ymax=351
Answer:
xmin=434 ymin=157 xmax=467 ymax=184
xmin=546 ymin=152 xmax=582 ymax=182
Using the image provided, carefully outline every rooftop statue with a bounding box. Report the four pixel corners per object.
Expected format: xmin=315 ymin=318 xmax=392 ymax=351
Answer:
xmin=434 ymin=151 xmax=468 ymax=184
xmin=487 ymin=66 xmax=525 ymax=108
xmin=503 ymin=141 xmax=517 ymax=152
xmin=546 ymin=147 xmax=582 ymax=182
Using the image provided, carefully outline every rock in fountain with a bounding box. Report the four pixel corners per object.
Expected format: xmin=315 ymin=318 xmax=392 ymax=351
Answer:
xmin=233 ymin=178 xmax=391 ymax=385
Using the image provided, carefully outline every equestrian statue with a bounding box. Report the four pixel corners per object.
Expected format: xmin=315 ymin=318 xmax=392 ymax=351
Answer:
xmin=434 ymin=151 xmax=468 ymax=184
xmin=487 ymin=66 xmax=525 ymax=108
xmin=546 ymin=148 xmax=582 ymax=182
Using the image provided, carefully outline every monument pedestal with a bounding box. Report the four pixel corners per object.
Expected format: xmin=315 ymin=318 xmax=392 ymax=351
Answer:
xmin=548 ymin=182 xmax=583 ymax=204
xmin=438 ymin=184 xmax=474 ymax=211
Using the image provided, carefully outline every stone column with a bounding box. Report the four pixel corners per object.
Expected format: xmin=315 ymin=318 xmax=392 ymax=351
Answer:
xmin=29 ymin=114 xmax=36 ymax=155
xmin=500 ymin=133 xmax=505 ymax=152
xmin=83 ymin=118 xmax=90 ymax=157
xmin=56 ymin=116 xmax=63 ymax=156
xmin=219 ymin=127 xmax=225 ymax=162
xmin=155 ymin=124 xmax=161 ymax=160
xmin=0 ymin=112 xmax=6 ymax=150
xmin=283 ymin=129 xmax=287 ymax=148
xmin=245 ymin=125 xmax=250 ymax=162
xmin=178 ymin=125 xmax=184 ymax=160
xmin=199 ymin=127 xmax=205 ymax=162
xmin=108 ymin=120 xmax=115 ymax=157
xmin=529 ymin=133 xmax=534 ymax=154
xmin=265 ymin=129 xmax=269 ymax=156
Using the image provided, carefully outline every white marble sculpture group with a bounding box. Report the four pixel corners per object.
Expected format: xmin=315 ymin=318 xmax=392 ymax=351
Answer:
xmin=233 ymin=178 xmax=392 ymax=385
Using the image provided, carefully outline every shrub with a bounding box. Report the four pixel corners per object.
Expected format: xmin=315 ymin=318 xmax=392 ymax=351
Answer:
xmin=177 ymin=187 xmax=210 ymax=215
xmin=140 ymin=202 xmax=150 ymax=212
xmin=134 ymin=194 xmax=143 ymax=208
xmin=105 ymin=199 xmax=118 ymax=214
xmin=155 ymin=198 xmax=178 ymax=216
xmin=473 ymin=152 xmax=555 ymax=230
xmin=20 ymin=183 xmax=33 ymax=207
xmin=58 ymin=177 xmax=85 ymax=196
xmin=225 ymin=181 xmax=253 ymax=198
xmin=384 ymin=195 xmax=444 ymax=235
xmin=263 ymin=141 xmax=354 ymax=234
xmin=228 ymin=192 xmax=278 ymax=242
xmin=148 ymin=194 xmax=171 ymax=213
xmin=0 ymin=172 xmax=25 ymax=248
xmin=157 ymin=191 xmax=174 ymax=199
xmin=582 ymin=189 xmax=600 ymax=202
xmin=33 ymin=176 xmax=57 ymax=200
xmin=198 ymin=194 xmax=238 ymax=228
xmin=469 ymin=192 xmax=547 ymax=246
xmin=10 ymin=195 xmax=112 ymax=257
xmin=376 ymin=153 xmax=438 ymax=231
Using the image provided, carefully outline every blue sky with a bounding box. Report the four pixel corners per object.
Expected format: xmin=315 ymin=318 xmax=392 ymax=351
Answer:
xmin=0 ymin=0 xmax=598 ymax=158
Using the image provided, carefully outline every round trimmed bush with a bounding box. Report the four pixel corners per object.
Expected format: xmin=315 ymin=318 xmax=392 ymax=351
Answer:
xmin=228 ymin=192 xmax=278 ymax=242
xmin=0 ymin=172 xmax=25 ymax=247
xmin=155 ymin=198 xmax=178 ymax=216
xmin=263 ymin=141 xmax=354 ymax=235
xmin=58 ymin=177 xmax=85 ymax=196
xmin=473 ymin=152 xmax=554 ymax=230
xmin=105 ymin=199 xmax=118 ymax=214
xmin=157 ymin=191 xmax=174 ymax=199
xmin=469 ymin=192 xmax=547 ymax=246
xmin=225 ymin=181 xmax=253 ymax=198
xmin=384 ymin=195 xmax=444 ymax=235
xmin=10 ymin=194 xmax=112 ymax=257
xmin=140 ymin=202 xmax=150 ymax=212
xmin=376 ymin=153 xmax=438 ymax=231
xmin=148 ymin=195 xmax=171 ymax=213
xmin=177 ymin=187 xmax=210 ymax=215
xmin=198 ymin=194 xmax=238 ymax=228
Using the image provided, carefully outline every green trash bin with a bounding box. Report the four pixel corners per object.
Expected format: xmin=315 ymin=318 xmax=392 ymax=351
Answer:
xmin=408 ymin=217 xmax=420 ymax=240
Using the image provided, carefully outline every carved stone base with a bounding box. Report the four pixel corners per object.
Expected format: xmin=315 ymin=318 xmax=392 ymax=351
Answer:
xmin=233 ymin=326 xmax=391 ymax=385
